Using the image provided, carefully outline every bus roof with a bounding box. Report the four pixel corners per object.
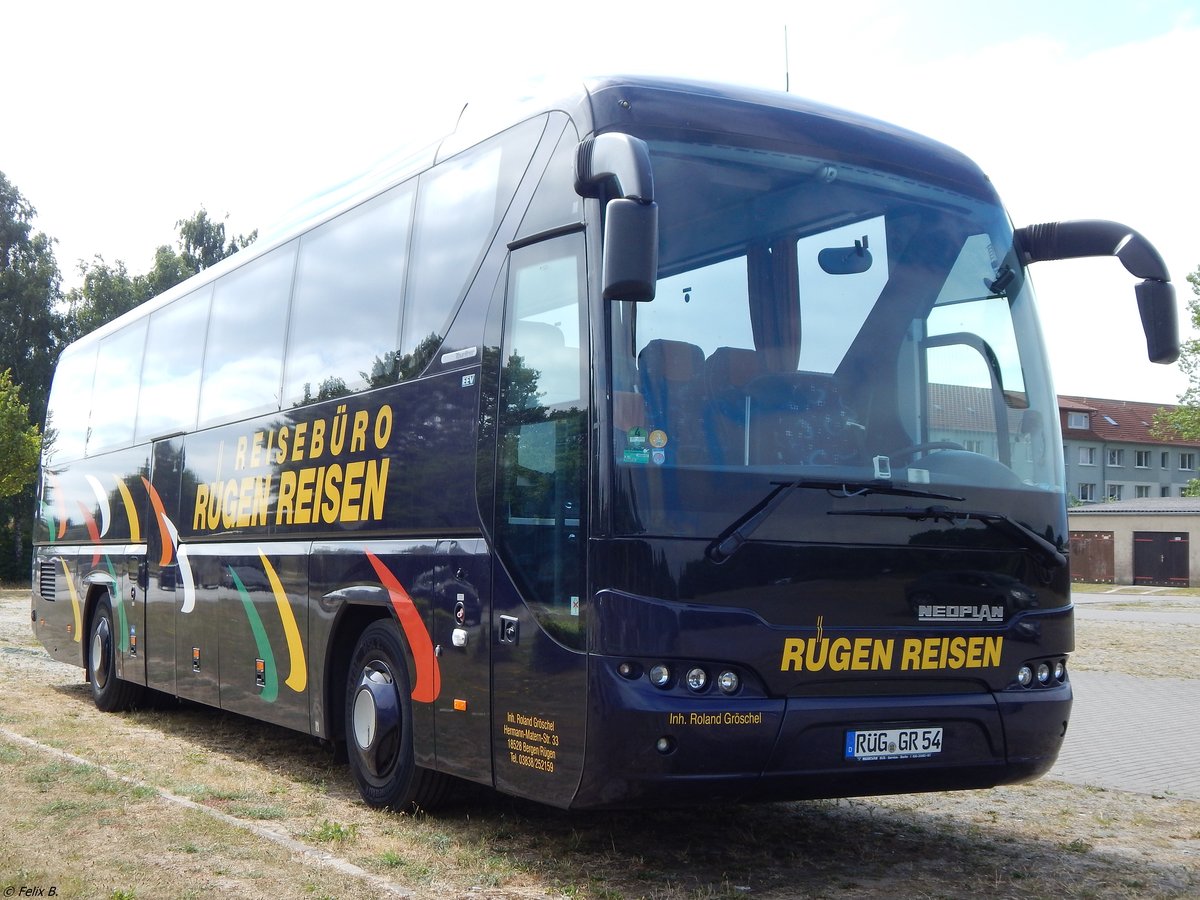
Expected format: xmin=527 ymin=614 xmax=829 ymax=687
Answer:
xmin=64 ymin=75 xmax=990 ymax=354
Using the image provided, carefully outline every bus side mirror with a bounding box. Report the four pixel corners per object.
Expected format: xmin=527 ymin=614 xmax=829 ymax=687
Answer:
xmin=602 ymin=198 xmax=658 ymax=301
xmin=1136 ymin=278 xmax=1179 ymax=364
xmin=577 ymin=133 xmax=659 ymax=302
xmin=1014 ymin=219 xmax=1179 ymax=364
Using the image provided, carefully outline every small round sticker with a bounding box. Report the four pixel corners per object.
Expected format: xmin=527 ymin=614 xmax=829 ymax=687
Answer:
xmin=649 ymin=429 xmax=668 ymax=448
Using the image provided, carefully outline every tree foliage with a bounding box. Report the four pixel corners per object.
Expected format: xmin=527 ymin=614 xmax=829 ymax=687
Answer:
xmin=0 ymin=370 xmax=40 ymax=498
xmin=178 ymin=208 xmax=257 ymax=273
xmin=65 ymin=208 xmax=257 ymax=340
xmin=0 ymin=171 xmax=64 ymax=420
xmin=1153 ymin=265 xmax=1200 ymax=439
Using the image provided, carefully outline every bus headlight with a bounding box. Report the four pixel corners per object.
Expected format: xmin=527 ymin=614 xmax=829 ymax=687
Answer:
xmin=716 ymin=670 xmax=740 ymax=694
xmin=649 ymin=664 xmax=672 ymax=688
xmin=1017 ymin=665 xmax=1033 ymax=687
xmin=1054 ymin=660 xmax=1067 ymax=682
xmin=1036 ymin=662 xmax=1051 ymax=685
xmin=685 ymin=667 xmax=708 ymax=692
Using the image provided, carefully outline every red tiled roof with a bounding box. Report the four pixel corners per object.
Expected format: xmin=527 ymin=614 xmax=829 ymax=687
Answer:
xmin=1058 ymin=395 xmax=1197 ymax=447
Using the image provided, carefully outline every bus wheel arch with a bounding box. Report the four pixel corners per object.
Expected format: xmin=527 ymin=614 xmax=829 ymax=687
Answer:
xmin=86 ymin=588 xmax=142 ymax=712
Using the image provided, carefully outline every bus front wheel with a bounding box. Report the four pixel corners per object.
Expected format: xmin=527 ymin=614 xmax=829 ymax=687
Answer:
xmin=88 ymin=594 xmax=142 ymax=712
xmin=344 ymin=621 xmax=448 ymax=812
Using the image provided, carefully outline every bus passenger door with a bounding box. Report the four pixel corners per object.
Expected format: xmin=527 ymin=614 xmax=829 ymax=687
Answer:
xmin=489 ymin=234 xmax=590 ymax=806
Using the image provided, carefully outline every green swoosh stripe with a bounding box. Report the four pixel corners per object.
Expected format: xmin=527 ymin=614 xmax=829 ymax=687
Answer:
xmin=228 ymin=566 xmax=279 ymax=703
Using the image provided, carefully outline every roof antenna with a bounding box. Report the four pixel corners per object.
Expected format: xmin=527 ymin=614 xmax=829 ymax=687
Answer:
xmin=784 ymin=26 xmax=790 ymax=92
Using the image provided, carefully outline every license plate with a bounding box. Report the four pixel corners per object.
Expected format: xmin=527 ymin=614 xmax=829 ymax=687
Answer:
xmin=845 ymin=727 xmax=943 ymax=761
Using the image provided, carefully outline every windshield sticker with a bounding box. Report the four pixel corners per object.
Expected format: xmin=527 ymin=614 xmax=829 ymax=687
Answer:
xmin=624 ymin=426 xmax=650 ymax=464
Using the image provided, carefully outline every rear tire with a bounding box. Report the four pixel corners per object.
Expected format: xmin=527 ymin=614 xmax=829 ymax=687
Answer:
xmin=88 ymin=594 xmax=143 ymax=712
xmin=344 ymin=621 xmax=449 ymax=812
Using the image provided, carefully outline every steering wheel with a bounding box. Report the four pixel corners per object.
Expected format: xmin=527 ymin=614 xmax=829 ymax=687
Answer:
xmin=886 ymin=441 xmax=964 ymax=466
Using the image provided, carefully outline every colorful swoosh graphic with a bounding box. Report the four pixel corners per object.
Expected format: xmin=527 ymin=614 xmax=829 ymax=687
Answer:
xmin=84 ymin=474 xmax=112 ymax=537
xmin=77 ymin=501 xmax=101 ymax=565
xmin=113 ymin=476 xmax=140 ymax=542
xmin=177 ymin=544 xmax=197 ymax=614
xmin=105 ymin=555 xmax=129 ymax=654
xmin=59 ymin=558 xmax=82 ymax=643
xmin=365 ymin=550 xmax=441 ymax=703
xmin=228 ymin=566 xmax=279 ymax=703
xmin=258 ymin=549 xmax=307 ymax=693
xmin=141 ymin=477 xmax=176 ymax=567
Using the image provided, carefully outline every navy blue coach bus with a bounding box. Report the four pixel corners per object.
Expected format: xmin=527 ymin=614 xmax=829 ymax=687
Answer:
xmin=32 ymin=77 xmax=1177 ymax=811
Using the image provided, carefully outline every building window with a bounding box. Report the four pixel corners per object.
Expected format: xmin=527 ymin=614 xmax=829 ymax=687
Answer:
xmin=1181 ymin=453 xmax=1195 ymax=471
xmin=1135 ymin=485 xmax=1152 ymax=498
xmin=1135 ymin=450 xmax=1151 ymax=468
xmin=1106 ymin=484 xmax=1123 ymax=501
xmin=1077 ymin=483 xmax=1096 ymax=502
xmin=1162 ymin=486 xmax=1172 ymax=497
xmin=1108 ymin=449 xmax=1124 ymax=467
xmin=1162 ymin=451 xmax=1170 ymax=468
xmin=1079 ymin=447 xmax=1096 ymax=466
xmin=1067 ymin=412 xmax=1089 ymax=429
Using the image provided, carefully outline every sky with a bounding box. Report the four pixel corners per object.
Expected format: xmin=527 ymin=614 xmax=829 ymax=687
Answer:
xmin=6 ymin=0 xmax=1199 ymax=403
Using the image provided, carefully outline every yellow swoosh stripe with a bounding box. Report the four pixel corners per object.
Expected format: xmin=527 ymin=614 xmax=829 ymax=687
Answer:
xmin=259 ymin=549 xmax=307 ymax=693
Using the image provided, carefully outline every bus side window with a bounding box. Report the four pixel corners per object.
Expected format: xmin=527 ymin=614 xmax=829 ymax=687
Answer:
xmin=197 ymin=241 xmax=298 ymax=427
xmin=135 ymin=285 xmax=211 ymax=442
xmin=88 ymin=318 xmax=148 ymax=454
xmin=495 ymin=233 xmax=587 ymax=648
xmin=401 ymin=117 xmax=546 ymax=377
xmin=283 ymin=182 xmax=415 ymax=406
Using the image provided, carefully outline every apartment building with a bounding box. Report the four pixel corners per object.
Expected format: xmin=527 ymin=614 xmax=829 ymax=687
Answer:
xmin=1059 ymin=395 xmax=1200 ymax=505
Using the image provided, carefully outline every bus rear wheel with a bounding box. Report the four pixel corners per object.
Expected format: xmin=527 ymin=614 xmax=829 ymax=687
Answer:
xmin=88 ymin=594 xmax=143 ymax=712
xmin=344 ymin=621 xmax=449 ymax=812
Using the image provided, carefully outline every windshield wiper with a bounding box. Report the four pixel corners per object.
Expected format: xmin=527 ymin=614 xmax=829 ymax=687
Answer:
xmin=705 ymin=480 xmax=965 ymax=564
xmin=829 ymin=504 xmax=1067 ymax=570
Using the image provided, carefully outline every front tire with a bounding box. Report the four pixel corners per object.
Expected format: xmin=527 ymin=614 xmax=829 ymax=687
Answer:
xmin=88 ymin=594 xmax=143 ymax=712
xmin=344 ymin=621 xmax=449 ymax=812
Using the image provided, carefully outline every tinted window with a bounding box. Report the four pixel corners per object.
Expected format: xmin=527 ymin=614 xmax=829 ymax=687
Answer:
xmin=283 ymin=183 xmax=415 ymax=406
xmin=515 ymin=119 xmax=582 ymax=240
xmin=43 ymin=343 xmax=97 ymax=464
xmin=198 ymin=242 xmax=298 ymax=426
xmin=135 ymin=286 xmax=211 ymax=442
xmin=401 ymin=117 xmax=544 ymax=370
xmin=495 ymin=234 xmax=588 ymax=648
xmin=88 ymin=319 xmax=148 ymax=453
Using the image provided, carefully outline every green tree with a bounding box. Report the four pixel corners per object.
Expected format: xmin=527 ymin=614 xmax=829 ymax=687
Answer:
xmin=0 ymin=370 xmax=41 ymax=498
xmin=0 ymin=172 xmax=64 ymax=580
xmin=177 ymin=208 xmax=256 ymax=273
xmin=0 ymin=171 xmax=64 ymax=420
xmin=65 ymin=209 xmax=257 ymax=339
xmin=1154 ymin=266 xmax=1200 ymax=439
xmin=64 ymin=255 xmax=146 ymax=339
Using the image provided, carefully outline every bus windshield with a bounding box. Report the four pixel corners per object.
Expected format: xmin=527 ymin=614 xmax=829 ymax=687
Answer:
xmin=609 ymin=138 xmax=1063 ymax=537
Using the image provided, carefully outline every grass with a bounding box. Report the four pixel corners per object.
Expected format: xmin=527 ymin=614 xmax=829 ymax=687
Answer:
xmin=2 ymin=589 xmax=1198 ymax=898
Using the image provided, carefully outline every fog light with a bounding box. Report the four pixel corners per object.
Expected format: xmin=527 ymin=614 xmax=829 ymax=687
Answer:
xmin=1036 ymin=662 xmax=1051 ymax=685
xmin=655 ymin=736 xmax=676 ymax=754
xmin=649 ymin=664 xmax=671 ymax=688
xmin=1017 ymin=665 xmax=1033 ymax=687
xmin=717 ymin=670 xmax=740 ymax=694
xmin=685 ymin=667 xmax=708 ymax=692
xmin=617 ymin=661 xmax=641 ymax=679
xmin=1054 ymin=660 xmax=1066 ymax=682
